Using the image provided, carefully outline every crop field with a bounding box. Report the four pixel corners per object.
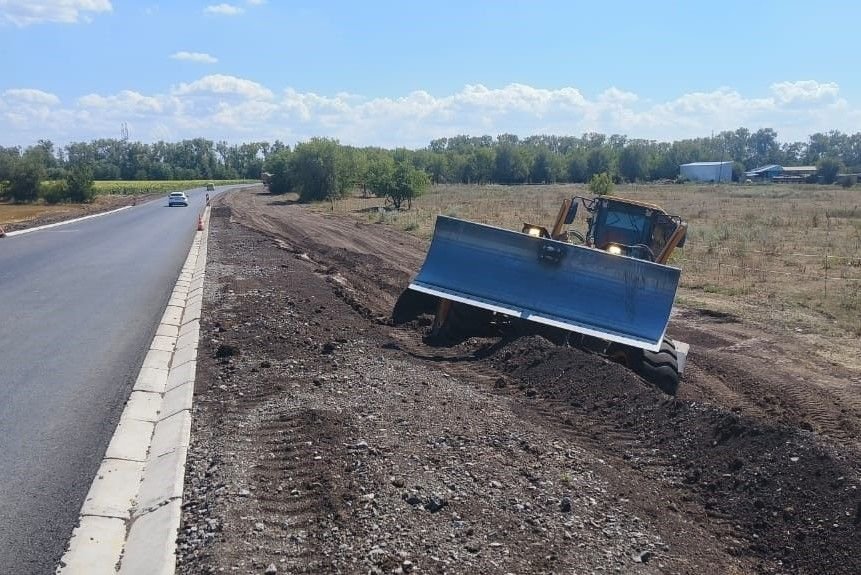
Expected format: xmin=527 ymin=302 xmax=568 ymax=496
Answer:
xmin=325 ymin=183 xmax=861 ymax=338
xmin=91 ymin=179 xmax=253 ymax=195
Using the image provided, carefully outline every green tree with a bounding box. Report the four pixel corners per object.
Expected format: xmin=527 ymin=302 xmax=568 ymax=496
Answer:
xmin=427 ymin=152 xmax=449 ymax=184
xmin=588 ymin=172 xmax=614 ymax=196
xmin=263 ymin=149 xmax=293 ymax=195
xmin=494 ymin=143 xmax=529 ymax=183
xmin=0 ymin=146 xmax=21 ymax=199
xmin=366 ymin=156 xmax=429 ymax=209
xmin=8 ymin=157 xmax=43 ymax=202
xmin=366 ymin=153 xmax=396 ymax=199
xmin=817 ymin=157 xmax=842 ymax=184
xmin=567 ymin=151 xmax=587 ymax=183
xmin=29 ymin=139 xmax=60 ymax=177
xmin=389 ymin=161 xmax=429 ymax=209
xmin=289 ymin=138 xmax=343 ymax=202
xmin=749 ymin=128 xmax=780 ymax=167
xmin=586 ymin=147 xmax=614 ymax=179
xmin=618 ymin=144 xmax=648 ymax=182
xmin=65 ymin=164 xmax=95 ymax=202
xmin=471 ymin=148 xmax=495 ymax=184
xmin=530 ymin=148 xmax=562 ymax=183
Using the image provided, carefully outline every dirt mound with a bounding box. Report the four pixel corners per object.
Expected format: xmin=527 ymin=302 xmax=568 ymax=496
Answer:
xmin=485 ymin=336 xmax=860 ymax=574
xmin=192 ymin=188 xmax=860 ymax=574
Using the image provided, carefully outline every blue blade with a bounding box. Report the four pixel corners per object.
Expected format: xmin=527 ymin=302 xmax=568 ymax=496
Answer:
xmin=410 ymin=216 xmax=681 ymax=352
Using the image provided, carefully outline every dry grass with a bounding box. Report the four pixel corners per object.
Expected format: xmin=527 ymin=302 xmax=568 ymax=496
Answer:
xmin=323 ymin=183 xmax=861 ymax=337
xmin=0 ymin=203 xmax=85 ymax=226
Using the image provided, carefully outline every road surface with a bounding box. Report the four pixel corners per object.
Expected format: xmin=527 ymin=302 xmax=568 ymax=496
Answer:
xmin=0 ymin=186 xmax=228 ymax=574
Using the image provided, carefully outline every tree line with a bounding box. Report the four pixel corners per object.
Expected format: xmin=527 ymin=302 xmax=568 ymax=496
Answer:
xmin=2 ymin=128 xmax=859 ymax=204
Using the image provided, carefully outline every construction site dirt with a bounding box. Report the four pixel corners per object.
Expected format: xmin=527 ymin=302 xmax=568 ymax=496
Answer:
xmin=178 ymin=187 xmax=859 ymax=575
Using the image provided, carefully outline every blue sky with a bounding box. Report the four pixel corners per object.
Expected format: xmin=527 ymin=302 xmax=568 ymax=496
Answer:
xmin=1 ymin=0 xmax=858 ymax=148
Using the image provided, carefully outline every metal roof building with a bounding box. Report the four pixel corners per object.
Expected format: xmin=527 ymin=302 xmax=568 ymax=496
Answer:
xmin=744 ymin=164 xmax=783 ymax=182
xmin=774 ymin=165 xmax=817 ymax=183
xmin=679 ymin=161 xmax=732 ymax=183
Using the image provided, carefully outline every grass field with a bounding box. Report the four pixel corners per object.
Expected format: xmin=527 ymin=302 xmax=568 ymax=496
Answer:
xmin=323 ymin=183 xmax=861 ymax=337
xmin=92 ymin=179 xmax=253 ymax=195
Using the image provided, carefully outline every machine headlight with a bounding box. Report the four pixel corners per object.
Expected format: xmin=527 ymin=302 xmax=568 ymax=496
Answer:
xmin=607 ymin=244 xmax=623 ymax=255
xmin=524 ymin=225 xmax=543 ymax=237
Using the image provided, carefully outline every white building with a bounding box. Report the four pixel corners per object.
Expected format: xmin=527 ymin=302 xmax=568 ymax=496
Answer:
xmin=680 ymin=161 xmax=733 ymax=183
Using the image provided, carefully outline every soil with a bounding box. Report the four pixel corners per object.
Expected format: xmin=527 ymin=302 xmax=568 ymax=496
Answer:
xmin=0 ymin=194 xmax=147 ymax=232
xmin=177 ymin=188 xmax=859 ymax=574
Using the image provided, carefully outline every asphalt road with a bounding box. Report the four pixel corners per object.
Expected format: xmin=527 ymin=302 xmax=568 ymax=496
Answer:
xmin=0 ymin=186 xmax=230 ymax=574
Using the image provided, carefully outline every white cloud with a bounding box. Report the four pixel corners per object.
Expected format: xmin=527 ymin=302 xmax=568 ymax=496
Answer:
xmin=170 ymin=51 xmax=218 ymax=64
xmin=0 ymin=78 xmax=856 ymax=148
xmin=771 ymin=80 xmax=839 ymax=104
xmin=598 ymin=87 xmax=638 ymax=105
xmin=173 ymin=74 xmax=274 ymax=100
xmin=204 ymin=3 xmax=243 ymax=16
xmin=78 ymin=90 xmax=163 ymax=114
xmin=2 ymin=88 xmax=61 ymax=106
xmin=0 ymin=0 xmax=111 ymax=26
xmin=246 ymin=0 xmax=266 ymax=5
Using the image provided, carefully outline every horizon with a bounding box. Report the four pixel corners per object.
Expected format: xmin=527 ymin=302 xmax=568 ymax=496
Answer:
xmin=2 ymin=1 xmax=860 ymax=149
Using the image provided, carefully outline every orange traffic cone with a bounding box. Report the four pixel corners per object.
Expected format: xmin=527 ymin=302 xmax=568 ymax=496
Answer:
xmin=197 ymin=214 xmax=204 ymax=231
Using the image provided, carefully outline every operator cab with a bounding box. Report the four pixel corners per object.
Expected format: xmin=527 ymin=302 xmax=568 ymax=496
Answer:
xmin=523 ymin=195 xmax=687 ymax=264
xmin=549 ymin=196 xmax=687 ymax=264
xmin=589 ymin=197 xmax=684 ymax=262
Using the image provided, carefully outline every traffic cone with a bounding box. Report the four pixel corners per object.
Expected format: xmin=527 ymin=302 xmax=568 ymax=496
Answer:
xmin=197 ymin=214 xmax=204 ymax=231
xmin=205 ymin=193 xmax=210 ymax=205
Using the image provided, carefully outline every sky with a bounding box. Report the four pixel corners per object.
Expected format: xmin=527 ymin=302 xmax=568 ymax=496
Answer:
xmin=1 ymin=0 xmax=859 ymax=149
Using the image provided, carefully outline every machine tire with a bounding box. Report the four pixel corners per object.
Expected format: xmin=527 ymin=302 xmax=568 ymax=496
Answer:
xmin=392 ymin=289 xmax=436 ymax=325
xmin=433 ymin=302 xmax=493 ymax=342
xmin=638 ymin=338 xmax=680 ymax=396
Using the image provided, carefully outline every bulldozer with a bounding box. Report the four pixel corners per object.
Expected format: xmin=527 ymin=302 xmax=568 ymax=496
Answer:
xmin=393 ymin=195 xmax=689 ymax=395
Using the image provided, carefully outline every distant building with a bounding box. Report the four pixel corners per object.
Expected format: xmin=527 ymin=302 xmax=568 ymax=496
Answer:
xmin=679 ymin=161 xmax=733 ymax=183
xmin=744 ymin=164 xmax=783 ymax=182
xmin=744 ymin=165 xmax=817 ymax=183
xmin=774 ymin=166 xmax=817 ymax=183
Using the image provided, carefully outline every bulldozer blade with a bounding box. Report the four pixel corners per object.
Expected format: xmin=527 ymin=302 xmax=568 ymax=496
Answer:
xmin=409 ymin=216 xmax=681 ymax=352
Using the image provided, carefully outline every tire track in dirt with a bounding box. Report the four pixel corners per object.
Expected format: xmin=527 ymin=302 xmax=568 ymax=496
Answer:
xmin=672 ymin=310 xmax=861 ymax=449
xmin=184 ymin=198 xmax=746 ymax=574
xmin=180 ymin=210 xmax=360 ymax=573
xmin=200 ymin=188 xmax=861 ymax=574
xmin=224 ymin=189 xmax=861 ymax=453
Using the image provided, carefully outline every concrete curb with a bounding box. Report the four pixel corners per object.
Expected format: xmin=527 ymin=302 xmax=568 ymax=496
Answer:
xmin=57 ymin=207 xmax=210 ymax=575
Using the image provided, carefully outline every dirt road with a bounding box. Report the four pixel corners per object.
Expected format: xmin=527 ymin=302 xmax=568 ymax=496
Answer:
xmin=178 ymin=187 xmax=859 ymax=574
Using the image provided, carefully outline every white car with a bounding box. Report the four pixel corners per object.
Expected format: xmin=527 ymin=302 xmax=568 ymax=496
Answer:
xmin=168 ymin=191 xmax=189 ymax=207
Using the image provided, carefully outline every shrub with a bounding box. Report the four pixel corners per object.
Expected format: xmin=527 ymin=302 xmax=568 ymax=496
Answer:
xmin=588 ymin=172 xmax=614 ymax=196
xmin=840 ymin=175 xmax=857 ymax=189
xmin=817 ymin=157 xmax=842 ymax=184
xmin=41 ymin=181 xmax=68 ymax=204
xmin=65 ymin=165 xmax=95 ymax=202
xmin=7 ymin=159 xmax=42 ymax=202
